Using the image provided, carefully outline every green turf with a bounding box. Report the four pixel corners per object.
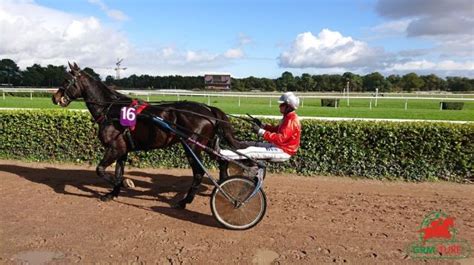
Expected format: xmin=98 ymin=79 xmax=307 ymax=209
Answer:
xmin=1 ymin=95 xmax=473 ymax=121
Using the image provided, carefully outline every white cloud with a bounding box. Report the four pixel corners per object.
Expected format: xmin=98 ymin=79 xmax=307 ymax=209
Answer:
xmin=375 ymin=0 xmax=474 ymax=39
xmin=279 ymin=29 xmax=385 ymax=69
xmin=407 ymin=16 xmax=474 ymax=37
xmin=0 ymin=1 xmax=131 ymax=70
xmin=158 ymin=47 xmax=176 ymax=59
xmin=238 ymin=33 xmax=252 ymax=46
xmin=87 ymin=0 xmax=128 ymax=21
xmin=388 ymin=60 xmax=474 ymax=71
xmin=224 ymin=48 xmax=244 ymax=59
xmin=0 ymin=1 xmax=247 ymax=77
xmin=376 ymin=0 xmax=472 ymax=20
xmin=371 ymin=19 xmax=411 ymax=36
xmin=368 ymin=0 xmax=474 ymax=76
xmin=278 ymin=29 xmax=473 ymax=77
xmin=436 ymin=35 xmax=474 ymax=58
xmin=105 ymin=9 xmax=128 ymax=21
xmin=185 ymin=50 xmax=218 ymax=63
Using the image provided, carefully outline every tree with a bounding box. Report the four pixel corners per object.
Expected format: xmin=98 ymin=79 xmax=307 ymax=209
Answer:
xmin=105 ymin=75 xmax=115 ymax=85
xmin=400 ymin=72 xmax=424 ymax=92
xmin=83 ymin=67 xmax=101 ymax=81
xmin=342 ymin=72 xmax=363 ymax=92
xmin=245 ymin=76 xmax=265 ymax=90
xmin=446 ymin=77 xmax=473 ymax=91
xmin=43 ymin=65 xmax=66 ymax=87
xmin=420 ymin=74 xmax=446 ymax=91
xmin=299 ymin=73 xmax=315 ymax=91
xmin=22 ymin=64 xmax=44 ymax=86
xmin=363 ymin=72 xmax=387 ymax=92
xmin=313 ymin=75 xmax=332 ymax=91
xmin=3 ymin=57 xmax=473 ymax=92
xmin=231 ymin=78 xmax=246 ymax=91
xmin=0 ymin=59 xmax=21 ymax=85
xmin=276 ymin=71 xmax=295 ymax=91
xmin=387 ymin=74 xmax=401 ymax=92
xmin=261 ymin=78 xmax=276 ymax=91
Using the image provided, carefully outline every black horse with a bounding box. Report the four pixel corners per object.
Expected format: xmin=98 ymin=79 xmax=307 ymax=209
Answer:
xmin=52 ymin=62 xmax=246 ymax=208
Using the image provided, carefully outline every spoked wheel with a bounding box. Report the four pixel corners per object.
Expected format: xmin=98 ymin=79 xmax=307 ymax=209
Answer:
xmin=211 ymin=177 xmax=267 ymax=230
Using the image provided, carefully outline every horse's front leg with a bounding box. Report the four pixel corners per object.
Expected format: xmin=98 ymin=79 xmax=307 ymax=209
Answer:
xmin=117 ymin=154 xmax=135 ymax=188
xmin=97 ymin=147 xmax=126 ymax=201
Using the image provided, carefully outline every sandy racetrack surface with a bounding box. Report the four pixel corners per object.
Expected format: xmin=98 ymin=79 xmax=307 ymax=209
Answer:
xmin=0 ymin=160 xmax=473 ymax=264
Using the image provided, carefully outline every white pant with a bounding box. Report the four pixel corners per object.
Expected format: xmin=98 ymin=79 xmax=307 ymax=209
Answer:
xmin=219 ymin=142 xmax=291 ymax=162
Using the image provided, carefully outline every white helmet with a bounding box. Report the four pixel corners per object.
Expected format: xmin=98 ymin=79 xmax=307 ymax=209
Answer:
xmin=278 ymin=92 xmax=300 ymax=110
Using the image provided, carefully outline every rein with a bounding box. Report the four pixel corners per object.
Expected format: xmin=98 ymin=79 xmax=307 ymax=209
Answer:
xmin=77 ymin=98 xmax=239 ymax=126
xmin=61 ymin=70 xmax=246 ymax=126
xmin=74 ymin=98 xmax=230 ymax=142
xmin=59 ymin=72 xmax=254 ymax=153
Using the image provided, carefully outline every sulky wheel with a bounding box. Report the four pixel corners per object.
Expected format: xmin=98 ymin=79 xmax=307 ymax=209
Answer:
xmin=211 ymin=177 xmax=267 ymax=230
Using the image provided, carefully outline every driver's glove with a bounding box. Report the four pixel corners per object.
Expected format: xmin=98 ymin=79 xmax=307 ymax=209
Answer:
xmin=253 ymin=117 xmax=263 ymax=128
xmin=252 ymin=124 xmax=265 ymax=136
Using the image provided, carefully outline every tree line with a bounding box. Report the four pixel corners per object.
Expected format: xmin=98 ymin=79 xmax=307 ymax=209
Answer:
xmin=1 ymin=58 xmax=473 ymax=92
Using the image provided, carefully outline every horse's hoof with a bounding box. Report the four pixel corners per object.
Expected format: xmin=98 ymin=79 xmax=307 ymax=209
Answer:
xmin=100 ymin=194 xmax=113 ymax=202
xmin=122 ymin=178 xmax=135 ymax=188
xmin=171 ymin=201 xmax=186 ymax=209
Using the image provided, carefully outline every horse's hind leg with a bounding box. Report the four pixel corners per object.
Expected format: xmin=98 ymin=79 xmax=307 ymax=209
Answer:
xmin=174 ymin=146 xmax=205 ymax=209
xmin=97 ymin=148 xmax=126 ymax=201
xmin=218 ymin=160 xmax=229 ymax=182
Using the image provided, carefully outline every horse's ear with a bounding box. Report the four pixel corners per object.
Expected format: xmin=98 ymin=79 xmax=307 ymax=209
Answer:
xmin=68 ymin=62 xmax=81 ymax=76
xmin=68 ymin=61 xmax=74 ymax=70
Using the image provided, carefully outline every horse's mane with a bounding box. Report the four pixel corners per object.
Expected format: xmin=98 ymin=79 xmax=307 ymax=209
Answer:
xmin=82 ymin=70 xmax=130 ymax=101
xmin=101 ymin=82 xmax=130 ymax=100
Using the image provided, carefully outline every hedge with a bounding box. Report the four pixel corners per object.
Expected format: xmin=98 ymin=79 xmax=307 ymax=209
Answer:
xmin=1 ymin=110 xmax=472 ymax=182
xmin=321 ymin=98 xmax=340 ymax=107
xmin=440 ymin=102 xmax=464 ymax=110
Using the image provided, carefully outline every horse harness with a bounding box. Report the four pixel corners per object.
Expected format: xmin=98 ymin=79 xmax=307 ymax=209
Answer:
xmin=62 ymin=71 xmax=228 ymax=151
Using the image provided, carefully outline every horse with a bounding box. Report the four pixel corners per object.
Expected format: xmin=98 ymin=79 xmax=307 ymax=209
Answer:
xmin=52 ymin=62 xmax=246 ymax=209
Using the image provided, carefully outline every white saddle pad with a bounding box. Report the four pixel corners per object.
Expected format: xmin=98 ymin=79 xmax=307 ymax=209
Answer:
xmin=220 ymin=146 xmax=291 ymax=162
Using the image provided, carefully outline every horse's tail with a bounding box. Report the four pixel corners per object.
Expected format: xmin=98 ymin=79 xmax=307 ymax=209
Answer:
xmin=209 ymin=107 xmax=248 ymax=149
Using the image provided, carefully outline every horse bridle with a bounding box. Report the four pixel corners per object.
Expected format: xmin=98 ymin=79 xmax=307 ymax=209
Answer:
xmin=61 ymin=76 xmax=78 ymax=103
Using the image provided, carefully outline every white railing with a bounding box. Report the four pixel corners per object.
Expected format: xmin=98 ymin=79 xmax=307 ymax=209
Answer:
xmin=2 ymin=88 xmax=474 ymax=102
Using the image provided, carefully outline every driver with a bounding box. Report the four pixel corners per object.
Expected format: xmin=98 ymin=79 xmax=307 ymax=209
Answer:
xmin=221 ymin=92 xmax=301 ymax=161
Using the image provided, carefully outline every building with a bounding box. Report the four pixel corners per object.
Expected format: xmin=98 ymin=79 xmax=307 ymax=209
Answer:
xmin=204 ymin=74 xmax=231 ymax=90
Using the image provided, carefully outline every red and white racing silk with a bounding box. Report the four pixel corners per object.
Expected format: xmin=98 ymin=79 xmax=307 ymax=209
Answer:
xmin=129 ymin=99 xmax=149 ymax=131
xmin=262 ymin=111 xmax=301 ymax=155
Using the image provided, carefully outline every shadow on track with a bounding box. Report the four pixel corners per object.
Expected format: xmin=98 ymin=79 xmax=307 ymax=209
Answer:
xmin=0 ymin=163 xmax=220 ymax=228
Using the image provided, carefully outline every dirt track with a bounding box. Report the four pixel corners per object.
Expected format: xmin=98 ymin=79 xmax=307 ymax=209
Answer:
xmin=0 ymin=160 xmax=473 ymax=264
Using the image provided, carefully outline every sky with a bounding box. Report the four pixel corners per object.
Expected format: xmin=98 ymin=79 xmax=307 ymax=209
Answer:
xmin=0 ymin=0 xmax=473 ymax=79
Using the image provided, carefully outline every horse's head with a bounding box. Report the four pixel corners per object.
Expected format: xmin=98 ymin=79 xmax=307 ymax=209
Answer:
xmin=52 ymin=62 xmax=86 ymax=107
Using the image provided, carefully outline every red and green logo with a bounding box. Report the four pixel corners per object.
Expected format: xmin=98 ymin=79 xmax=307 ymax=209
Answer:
xmin=407 ymin=211 xmax=471 ymax=259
